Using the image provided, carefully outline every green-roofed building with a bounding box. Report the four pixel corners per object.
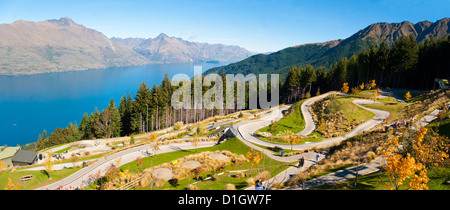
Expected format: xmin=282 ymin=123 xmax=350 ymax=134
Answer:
xmin=0 ymin=147 xmax=20 ymax=168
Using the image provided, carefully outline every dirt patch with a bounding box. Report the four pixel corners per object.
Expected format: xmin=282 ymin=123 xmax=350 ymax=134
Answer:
xmin=182 ymin=160 xmax=201 ymax=169
xmin=209 ymin=153 xmax=228 ymax=160
xmin=152 ymin=168 xmax=173 ymax=181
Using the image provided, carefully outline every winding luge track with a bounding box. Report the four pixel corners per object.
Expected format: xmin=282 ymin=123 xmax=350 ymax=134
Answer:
xmin=38 ymin=92 xmax=389 ymax=189
xmin=232 ymin=92 xmax=390 ymax=162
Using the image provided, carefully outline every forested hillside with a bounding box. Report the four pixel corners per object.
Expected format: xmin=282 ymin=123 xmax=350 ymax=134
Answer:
xmin=33 ymin=73 xmax=246 ymax=150
xmin=281 ymin=35 xmax=450 ymax=103
xmin=205 ymin=18 xmax=450 ymax=80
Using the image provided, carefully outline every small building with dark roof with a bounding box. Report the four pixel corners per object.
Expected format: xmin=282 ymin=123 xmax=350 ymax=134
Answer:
xmin=12 ymin=150 xmax=38 ymax=166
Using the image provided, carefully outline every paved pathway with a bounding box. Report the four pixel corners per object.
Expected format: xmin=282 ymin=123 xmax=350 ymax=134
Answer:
xmin=297 ymin=91 xmax=340 ymax=136
xmin=36 ymin=140 xmax=217 ymax=190
xmin=233 ymin=95 xmax=390 ymax=152
xmin=415 ymin=101 xmax=450 ymax=128
xmin=247 ymin=100 xmax=447 ymax=190
xmin=35 ymin=92 xmax=447 ymax=190
xmin=285 ymin=157 xmax=383 ymax=190
xmin=20 ymin=161 xmax=90 ymax=172
xmin=245 ymin=152 xmax=319 ymax=190
xmin=232 ymin=92 xmax=391 ymax=190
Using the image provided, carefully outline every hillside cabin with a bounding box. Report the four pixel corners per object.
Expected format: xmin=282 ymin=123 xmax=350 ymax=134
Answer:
xmin=12 ymin=150 xmax=38 ymax=166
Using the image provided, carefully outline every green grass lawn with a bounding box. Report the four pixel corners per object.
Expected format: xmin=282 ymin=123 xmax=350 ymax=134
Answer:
xmin=426 ymin=113 xmax=450 ymax=138
xmin=309 ymin=157 xmax=450 ymax=190
xmin=0 ymin=166 xmax=82 ymax=190
xmin=363 ymin=97 xmax=409 ymax=123
xmin=351 ymin=89 xmax=377 ymax=99
xmin=258 ymin=95 xmax=376 ymax=144
xmin=317 ymin=163 xmax=450 ymax=190
xmin=120 ymin=137 xmax=292 ymax=190
xmin=256 ymin=131 xmax=324 ymax=146
xmin=259 ymin=99 xmax=307 ymax=135
xmin=327 ymin=96 xmax=376 ymax=123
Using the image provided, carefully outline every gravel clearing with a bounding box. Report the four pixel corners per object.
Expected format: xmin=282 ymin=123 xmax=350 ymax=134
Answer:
xmin=182 ymin=160 xmax=201 ymax=169
xmin=152 ymin=168 xmax=173 ymax=181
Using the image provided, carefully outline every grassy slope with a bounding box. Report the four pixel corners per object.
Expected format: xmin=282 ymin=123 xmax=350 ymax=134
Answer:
xmin=259 ymin=99 xmax=307 ymax=135
xmin=258 ymin=95 xmax=376 ymax=144
xmin=324 ymin=96 xmax=375 ymax=123
xmin=363 ymin=96 xmax=408 ymax=123
xmin=0 ymin=166 xmax=82 ymax=190
xmin=426 ymin=112 xmax=450 ymax=138
xmin=316 ymin=163 xmax=450 ymax=190
xmin=121 ymin=138 xmax=291 ymax=190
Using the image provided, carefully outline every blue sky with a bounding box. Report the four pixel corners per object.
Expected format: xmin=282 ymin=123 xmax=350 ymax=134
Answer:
xmin=0 ymin=0 xmax=449 ymax=52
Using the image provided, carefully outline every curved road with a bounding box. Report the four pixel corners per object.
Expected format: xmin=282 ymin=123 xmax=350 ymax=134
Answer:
xmin=36 ymin=140 xmax=216 ymax=190
xmin=297 ymin=91 xmax=341 ymax=136
xmin=232 ymin=92 xmax=390 ymax=162
xmin=37 ymin=92 xmax=390 ymax=190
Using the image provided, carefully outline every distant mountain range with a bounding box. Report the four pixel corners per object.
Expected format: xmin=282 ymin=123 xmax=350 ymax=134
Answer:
xmin=205 ymin=18 xmax=450 ymax=78
xmin=0 ymin=17 xmax=254 ymax=75
xmin=2 ymin=17 xmax=449 ymax=76
xmin=0 ymin=17 xmax=150 ymax=75
xmin=112 ymin=34 xmax=254 ymax=63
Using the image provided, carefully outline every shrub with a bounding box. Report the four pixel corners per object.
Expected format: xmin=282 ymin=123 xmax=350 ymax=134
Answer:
xmin=187 ymin=184 xmax=198 ymax=190
xmin=235 ymin=171 xmax=245 ymax=179
xmin=255 ymin=171 xmax=270 ymax=181
xmin=365 ymin=151 xmax=377 ymax=162
xmin=270 ymin=181 xmax=283 ymax=190
xmin=224 ymin=184 xmax=236 ymax=190
xmin=246 ymin=177 xmax=255 ymax=186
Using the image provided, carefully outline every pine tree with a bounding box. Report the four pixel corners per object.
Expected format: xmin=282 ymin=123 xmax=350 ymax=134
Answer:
xmin=119 ymin=93 xmax=130 ymax=136
xmin=334 ymin=57 xmax=348 ymax=87
xmin=86 ymin=108 xmax=100 ymax=139
xmin=389 ymin=35 xmax=419 ymax=88
xmin=134 ymin=81 xmax=152 ymax=133
xmin=108 ymin=97 xmax=121 ymax=137
xmin=376 ymin=41 xmax=390 ymax=87
xmin=95 ymin=108 xmax=112 ymax=138
xmin=283 ymin=66 xmax=301 ymax=103
xmin=79 ymin=112 xmax=90 ymax=139
xmin=302 ymin=65 xmax=316 ymax=94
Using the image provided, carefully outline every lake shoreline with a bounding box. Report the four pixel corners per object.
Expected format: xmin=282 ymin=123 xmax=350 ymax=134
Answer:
xmin=0 ymin=62 xmax=225 ymax=147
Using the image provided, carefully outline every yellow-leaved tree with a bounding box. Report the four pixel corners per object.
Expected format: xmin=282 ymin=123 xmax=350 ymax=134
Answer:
xmin=44 ymin=153 xmax=54 ymax=178
xmin=381 ymin=137 xmax=429 ymax=190
xmin=370 ymin=80 xmax=376 ymax=89
xmin=191 ymin=137 xmax=200 ymax=153
xmin=246 ymin=150 xmax=263 ymax=175
xmin=288 ymin=134 xmax=302 ymax=152
xmin=404 ymin=91 xmax=412 ymax=102
xmin=149 ymin=133 xmax=160 ymax=165
xmin=412 ymin=128 xmax=449 ymax=168
xmin=373 ymin=89 xmax=379 ymax=102
xmin=341 ymin=82 xmax=349 ymax=93
xmin=4 ymin=178 xmax=20 ymax=190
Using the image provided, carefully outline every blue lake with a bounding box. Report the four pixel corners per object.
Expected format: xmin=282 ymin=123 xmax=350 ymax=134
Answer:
xmin=0 ymin=63 xmax=224 ymax=146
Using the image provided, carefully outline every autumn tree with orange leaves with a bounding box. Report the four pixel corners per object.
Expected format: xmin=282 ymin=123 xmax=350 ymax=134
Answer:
xmin=246 ymin=151 xmax=263 ymax=175
xmin=4 ymin=178 xmax=20 ymax=190
xmin=411 ymin=128 xmax=449 ymax=168
xmin=381 ymin=127 xmax=450 ymax=190
xmin=381 ymin=137 xmax=429 ymax=190
xmin=341 ymin=82 xmax=349 ymax=94
xmin=288 ymin=134 xmax=302 ymax=152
